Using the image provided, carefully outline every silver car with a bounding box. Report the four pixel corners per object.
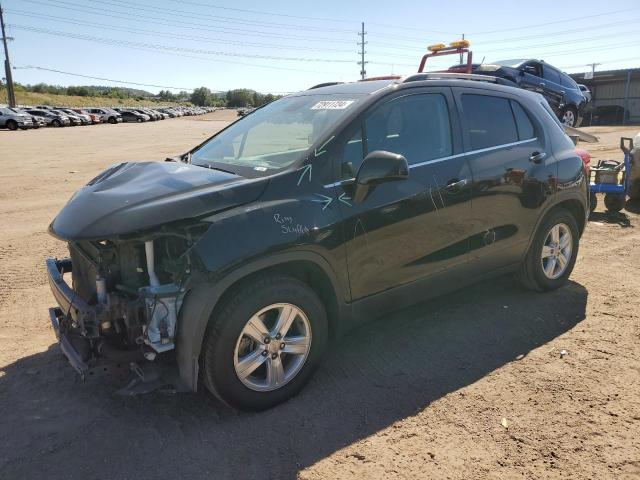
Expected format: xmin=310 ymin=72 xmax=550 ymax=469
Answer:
xmin=59 ymin=108 xmax=92 ymax=125
xmin=0 ymin=107 xmax=35 ymax=130
xmin=24 ymin=109 xmax=71 ymax=127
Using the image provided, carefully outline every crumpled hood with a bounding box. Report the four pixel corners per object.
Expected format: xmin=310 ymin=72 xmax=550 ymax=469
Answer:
xmin=49 ymin=161 xmax=267 ymax=240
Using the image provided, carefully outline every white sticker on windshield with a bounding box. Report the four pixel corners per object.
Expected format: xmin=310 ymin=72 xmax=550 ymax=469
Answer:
xmin=310 ymin=100 xmax=355 ymax=110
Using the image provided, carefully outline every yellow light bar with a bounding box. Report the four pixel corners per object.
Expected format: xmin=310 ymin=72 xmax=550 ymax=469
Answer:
xmin=450 ymin=39 xmax=470 ymax=48
xmin=427 ymin=43 xmax=446 ymax=52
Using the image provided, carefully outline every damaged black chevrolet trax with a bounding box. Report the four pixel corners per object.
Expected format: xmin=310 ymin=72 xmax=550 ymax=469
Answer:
xmin=47 ymin=75 xmax=589 ymax=410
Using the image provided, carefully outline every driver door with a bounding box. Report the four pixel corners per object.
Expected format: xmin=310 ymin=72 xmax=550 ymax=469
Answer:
xmin=336 ymin=88 xmax=473 ymax=301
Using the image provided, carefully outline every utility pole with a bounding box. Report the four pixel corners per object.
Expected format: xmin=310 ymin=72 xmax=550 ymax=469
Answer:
xmin=585 ymin=62 xmax=601 ymax=80
xmin=357 ymin=22 xmax=367 ymax=80
xmin=0 ymin=2 xmax=16 ymax=107
xmin=459 ymin=33 xmax=465 ymax=65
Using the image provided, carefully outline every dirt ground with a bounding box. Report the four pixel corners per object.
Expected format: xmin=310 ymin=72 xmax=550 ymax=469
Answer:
xmin=0 ymin=113 xmax=639 ymax=480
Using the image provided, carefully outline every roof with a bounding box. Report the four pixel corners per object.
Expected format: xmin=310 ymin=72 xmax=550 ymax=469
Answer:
xmin=294 ymin=74 xmax=540 ymax=100
xmin=295 ymin=79 xmax=396 ymax=95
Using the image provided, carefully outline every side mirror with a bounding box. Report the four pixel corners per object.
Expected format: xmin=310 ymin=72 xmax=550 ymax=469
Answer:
xmin=352 ymin=150 xmax=409 ymax=202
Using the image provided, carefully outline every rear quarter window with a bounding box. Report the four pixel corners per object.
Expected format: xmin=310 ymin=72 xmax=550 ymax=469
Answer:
xmin=543 ymin=67 xmax=562 ymax=85
xmin=510 ymin=101 xmax=535 ymax=140
xmin=461 ymin=94 xmax=519 ymax=150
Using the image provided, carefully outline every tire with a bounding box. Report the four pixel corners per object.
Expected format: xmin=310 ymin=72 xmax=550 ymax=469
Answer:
xmin=108 ymin=116 xmax=116 ymax=124
xmin=52 ymin=119 xmax=62 ymax=127
xmin=6 ymin=120 xmax=18 ymax=131
xmin=589 ymin=192 xmax=597 ymax=214
xmin=630 ymin=179 xmax=640 ymax=202
xmin=137 ymin=118 xmax=142 ymax=123
xmin=201 ymin=274 xmax=328 ymax=411
xmin=517 ymin=207 xmax=580 ymax=292
xmin=560 ymin=106 xmax=578 ymax=127
xmin=604 ymin=193 xmax=626 ymax=212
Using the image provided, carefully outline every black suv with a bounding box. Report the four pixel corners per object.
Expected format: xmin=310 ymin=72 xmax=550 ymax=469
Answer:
xmin=46 ymin=76 xmax=588 ymax=410
xmin=461 ymin=59 xmax=587 ymax=127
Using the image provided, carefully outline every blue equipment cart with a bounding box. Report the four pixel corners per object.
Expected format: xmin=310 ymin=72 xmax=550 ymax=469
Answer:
xmin=589 ymin=137 xmax=634 ymax=213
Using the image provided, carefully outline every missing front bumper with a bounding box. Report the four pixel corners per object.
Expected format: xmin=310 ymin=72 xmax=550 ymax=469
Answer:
xmin=48 ymin=306 xmax=90 ymax=378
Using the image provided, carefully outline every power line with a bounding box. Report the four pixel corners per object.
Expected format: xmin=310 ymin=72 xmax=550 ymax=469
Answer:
xmin=7 ymin=25 xmax=345 ymax=75
xmin=165 ymin=0 xmax=631 ymax=40
xmin=21 ymin=0 xmax=354 ymax=44
xmin=8 ymin=24 xmax=354 ymax=63
xmin=467 ymin=7 xmax=638 ymax=35
xmin=87 ymin=0 xmax=356 ymax=34
xmin=479 ymin=30 xmax=640 ymax=55
xmin=166 ymin=0 xmax=356 ymax=24
xmin=14 ymin=65 xmax=198 ymax=91
xmin=5 ymin=9 xmax=354 ymax=53
xmin=473 ymin=18 xmax=640 ymax=46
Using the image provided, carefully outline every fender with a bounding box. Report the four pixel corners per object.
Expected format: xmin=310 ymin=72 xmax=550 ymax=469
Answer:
xmin=175 ymin=249 xmax=348 ymax=391
xmin=524 ymin=185 xmax=588 ymax=256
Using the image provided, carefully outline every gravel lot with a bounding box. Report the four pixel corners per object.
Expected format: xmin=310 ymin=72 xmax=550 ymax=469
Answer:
xmin=1 ymin=113 xmax=639 ymax=479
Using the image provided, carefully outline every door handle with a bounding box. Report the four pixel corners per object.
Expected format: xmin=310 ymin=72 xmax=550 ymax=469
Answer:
xmin=529 ymin=151 xmax=547 ymax=164
xmin=539 ymin=82 xmax=546 ymax=88
xmin=444 ymin=178 xmax=469 ymax=193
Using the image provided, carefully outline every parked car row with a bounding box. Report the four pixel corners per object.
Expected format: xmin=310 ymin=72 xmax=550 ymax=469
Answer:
xmin=0 ymin=105 xmax=217 ymax=130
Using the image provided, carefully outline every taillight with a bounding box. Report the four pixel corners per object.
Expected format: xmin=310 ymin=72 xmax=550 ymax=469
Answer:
xmin=575 ymin=148 xmax=591 ymax=177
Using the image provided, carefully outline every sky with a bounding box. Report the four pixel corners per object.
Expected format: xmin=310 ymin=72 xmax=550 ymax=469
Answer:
xmin=2 ymin=0 xmax=640 ymax=95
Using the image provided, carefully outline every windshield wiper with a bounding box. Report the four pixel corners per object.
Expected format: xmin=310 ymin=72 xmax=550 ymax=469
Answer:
xmin=201 ymin=164 xmax=237 ymax=175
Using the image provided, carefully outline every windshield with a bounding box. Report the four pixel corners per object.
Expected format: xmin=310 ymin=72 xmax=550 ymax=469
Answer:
xmin=492 ymin=59 xmax=528 ymax=67
xmin=191 ymin=93 xmax=365 ymax=174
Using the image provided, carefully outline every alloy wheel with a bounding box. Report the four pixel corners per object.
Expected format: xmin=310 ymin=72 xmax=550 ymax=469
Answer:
xmin=233 ymin=303 xmax=312 ymax=392
xmin=562 ymin=110 xmax=575 ymax=127
xmin=541 ymin=223 xmax=572 ymax=279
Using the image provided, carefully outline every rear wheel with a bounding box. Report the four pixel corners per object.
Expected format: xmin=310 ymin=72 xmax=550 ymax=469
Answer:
xmin=604 ymin=193 xmax=626 ymax=212
xmin=201 ymin=274 xmax=328 ymax=411
xmin=517 ymin=208 xmax=579 ymax=291
xmin=6 ymin=120 xmax=17 ymax=131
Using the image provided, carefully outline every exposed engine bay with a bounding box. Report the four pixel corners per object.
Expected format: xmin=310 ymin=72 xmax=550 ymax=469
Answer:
xmin=49 ymin=223 xmax=207 ymax=389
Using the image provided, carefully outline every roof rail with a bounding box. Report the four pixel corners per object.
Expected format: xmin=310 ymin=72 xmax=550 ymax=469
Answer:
xmin=403 ymin=72 xmax=516 ymax=86
xmin=308 ymin=82 xmax=344 ymax=90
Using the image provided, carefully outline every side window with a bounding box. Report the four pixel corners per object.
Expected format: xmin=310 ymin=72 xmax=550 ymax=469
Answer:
xmin=543 ymin=67 xmax=561 ymax=85
xmin=342 ymin=93 xmax=452 ymax=178
xmin=342 ymin=128 xmax=363 ymax=179
xmin=510 ymin=100 xmax=535 ymax=140
xmin=461 ymin=94 xmax=518 ymax=149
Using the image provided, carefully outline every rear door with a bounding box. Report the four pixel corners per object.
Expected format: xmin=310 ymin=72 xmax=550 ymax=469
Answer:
xmin=541 ymin=65 xmax=564 ymax=114
xmin=336 ymin=87 xmax=473 ymax=300
xmin=452 ymin=88 xmax=555 ymax=272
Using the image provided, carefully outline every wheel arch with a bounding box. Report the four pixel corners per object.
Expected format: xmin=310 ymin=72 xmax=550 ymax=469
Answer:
xmin=175 ymin=251 xmax=347 ymax=391
xmin=554 ymin=198 xmax=586 ymax=234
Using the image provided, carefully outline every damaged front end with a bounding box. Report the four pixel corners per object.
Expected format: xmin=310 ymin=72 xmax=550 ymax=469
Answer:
xmin=47 ymin=223 xmax=207 ymax=392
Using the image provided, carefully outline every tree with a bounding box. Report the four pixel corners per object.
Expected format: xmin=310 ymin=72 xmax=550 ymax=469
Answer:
xmin=190 ymin=87 xmax=213 ymax=106
xmin=226 ymin=89 xmax=254 ymax=108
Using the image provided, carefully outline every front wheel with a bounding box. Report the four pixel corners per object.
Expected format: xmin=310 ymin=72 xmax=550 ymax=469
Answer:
xmin=560 ymin=106 xmax=578 ymax=127
xmin=52 ymin=119 xmax=62 ymax=127
xmin=517 ymin=208 xmax=579 ymax=291
xmin=6 ymin=120 xmax=18 ymax=131
xmin=201 ymin=274 xmax=328 ymax=411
